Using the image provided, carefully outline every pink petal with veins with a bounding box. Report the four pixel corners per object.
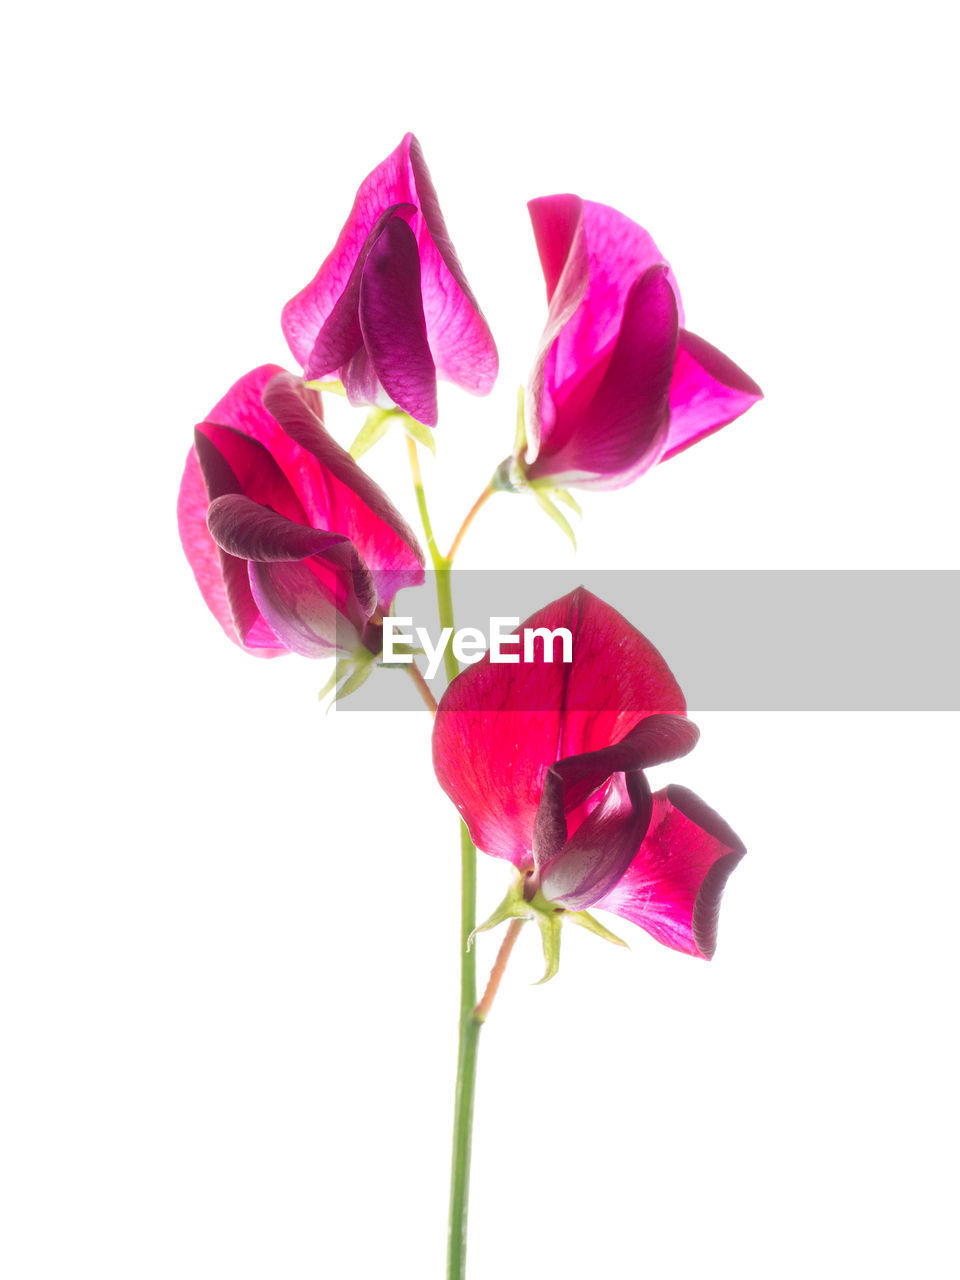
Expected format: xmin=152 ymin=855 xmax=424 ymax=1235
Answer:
xmin=594 ymin=785 xmax=746 ymax=958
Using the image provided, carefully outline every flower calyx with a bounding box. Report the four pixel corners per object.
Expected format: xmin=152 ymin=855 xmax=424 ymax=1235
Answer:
xmin=471 ymin=871 xmax=627 ymax=985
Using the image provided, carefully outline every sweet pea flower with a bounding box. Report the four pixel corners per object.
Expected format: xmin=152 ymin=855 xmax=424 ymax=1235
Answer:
xmin=518 ymin=195 xmax=762 ymax=490
xmin=178 ymin=365 xmax=424 ymax=658
xmin=282 ymin=133 xmax=498 ymax=427
xmin=432 ymin=588 xmax=744 ymax=960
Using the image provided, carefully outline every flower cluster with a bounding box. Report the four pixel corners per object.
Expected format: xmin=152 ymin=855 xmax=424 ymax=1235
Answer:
xmin=179 ymin=133 xmax=757 ymax=967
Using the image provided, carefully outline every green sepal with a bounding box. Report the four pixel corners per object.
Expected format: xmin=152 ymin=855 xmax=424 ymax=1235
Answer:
xmin=473 ymin=875 xmax=629 ymax=984
xmin=377 ymin=643 xmax=426 ymax=672
xmin=551 ymin=488 xmax=583 ymax=517
xmin=318 ymin=651 xmax=376 ymax=710
xmin=349 ymin=409 xmax=395 ymax=460
xmin=513 ymin=385 xmax=527 ymax=456
xmin=333 ymin=658 xmax=374 ymax=702
xmin=317 ymin=657 xmax=353 ymax=703
xmin=533 ymin=908 xmax=564 ymax=984
xmin=399 ymin=413 xmax=436 ymax=456
xmin=533 ymin=488 xmax=577 ymax=550
xmin=472 ymin=877 xmax=565 ymax=985
xmin=567 ymin=910 xmax=628 ymax=948
xmin=491 ymin=456 xmax=523 ymax=492
xmin=303 ymin=379 xmax=347 ymax=396
xmin=470 ymin=875 xmax=529 ymax=945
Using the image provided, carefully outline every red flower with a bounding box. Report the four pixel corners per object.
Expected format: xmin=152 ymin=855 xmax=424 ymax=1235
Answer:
xmin=432 ymin=589 xmax=743 ymax=958
xmin=178 ymin=365 xmax=424 ymax=658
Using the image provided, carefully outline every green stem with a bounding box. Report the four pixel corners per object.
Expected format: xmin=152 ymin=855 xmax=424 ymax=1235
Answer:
xmin=448 ymin=820 xmax=478 ymax=1280
xmin=404 ymin=436 xmax=479 ymax=1279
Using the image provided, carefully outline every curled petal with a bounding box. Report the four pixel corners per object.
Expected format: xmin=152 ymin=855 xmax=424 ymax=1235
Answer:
xmin=432 ymin=588 xmax=688 ymax=867
xmin=207 ymin=495 xmax=377 ymax=656
xmin=539 ymin=771 xmax=652 ymax=911
xmin=662 ymin=328 xmax=763 ymax=461
xmin=526 ymin=265 xmax=679 ymax=487
xmin=526 ymin=196 xmax=682 ymax=468
xmin=533 ymin=713 xmax=700 ymax=870
xmin=593 ymin=785 xmax=745 ymax=959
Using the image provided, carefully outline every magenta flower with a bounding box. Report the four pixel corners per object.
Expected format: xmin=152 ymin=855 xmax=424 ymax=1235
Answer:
xmin=519 ymin=195 xmax=762 ymax=490
xmin=432 ymin=588 xmax=744 ymax=959
xmin=282 ymin=133 xmax=498 ymax=427
xmin=177 ymin=365 xmax=425 ymax=658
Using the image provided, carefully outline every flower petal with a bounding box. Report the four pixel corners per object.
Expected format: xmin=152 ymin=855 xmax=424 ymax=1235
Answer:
xmin=432 ymin=588 xmax=688 ymax=867
xmin=406 ymin=135 xmax=498 ymax=395
xmin=248 ymin=560 xmax=361 ymax=658
xmin=526 ymin=196 xmax=682 ymax=468
xmin=282 ymin=134 xmax=497 ymax=398
xmin=526 ymin=265 xmax=679 ymax=487
xmin=662 ymin=329 xmax=763 ymax=462
xmin=593 ymin=785 xmax=745 ymax=958
xmin=261 ymin=373 xmax=425 ymax=608
xmin=177 ymin=445 xmax=285 ymax=657
xmin=539 ymin=771 xmax=653 ymax=911
xmin=359 ymin=215 xmax=438 ymax=426
xmin=533 ymin=713 xmax=700 ymax=870
xmin=208 ymin=495 xmax=377 ymax=653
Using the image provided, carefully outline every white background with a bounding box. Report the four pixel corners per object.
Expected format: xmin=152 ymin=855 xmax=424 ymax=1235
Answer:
xmin=3 ymin=2 xmax=958 ymax=1277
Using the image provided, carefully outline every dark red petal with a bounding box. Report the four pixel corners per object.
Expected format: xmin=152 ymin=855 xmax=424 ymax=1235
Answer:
xmin=358 ymin=215 xmax=438 ymax=426
xmin=594 ymin=785 xmax=746 ymax=959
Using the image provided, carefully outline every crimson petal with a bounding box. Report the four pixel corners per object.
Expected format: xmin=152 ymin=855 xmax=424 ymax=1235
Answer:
xmin=432 ymin=588 xmax=688 ymax=868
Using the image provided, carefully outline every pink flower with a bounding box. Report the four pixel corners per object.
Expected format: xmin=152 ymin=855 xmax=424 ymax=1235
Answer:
xmin=519 ymin=195 xmax=762 ymax=490
xmin=282 ymin=133 xmax=498 ymax=427
xmin=177 ymin=365 xmax=425 ymax=658
xmin=431 ymin=588 xmax=744 ymax=958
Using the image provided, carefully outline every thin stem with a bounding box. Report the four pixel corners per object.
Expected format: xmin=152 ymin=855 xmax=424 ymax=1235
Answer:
xmin=447 ymin=820 xmax=478 ymax=1280
xmin=405 ymin=661 xmax=438 ymax=715
xmin=404 ymin=436 xmax=482 ymax=1280
xmin=474 ymin=920 xmax=525 ymax=1023
xmin=446 ymin=484 xmax=495 ymax=564
xmin=405 ymin=434 xmax=443 ymax=567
